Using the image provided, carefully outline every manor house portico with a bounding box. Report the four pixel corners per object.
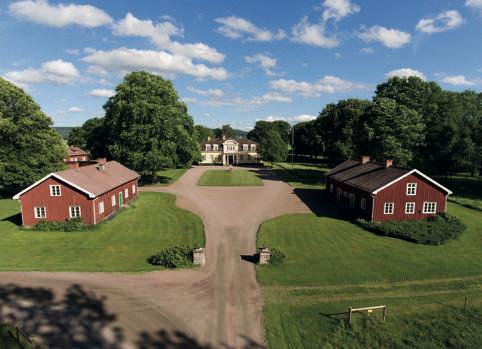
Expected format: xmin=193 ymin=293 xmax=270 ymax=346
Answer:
xmin=200 ymin=136 xmax=260 ymax=165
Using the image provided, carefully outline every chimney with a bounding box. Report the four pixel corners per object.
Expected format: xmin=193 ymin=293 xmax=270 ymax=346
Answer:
xmin=360 ymin=156 xmax=370 ymax=164
xmin=68 ymin=161 xmax=80 ymax=169
xmin=384 ymin=159 xmax=393 ymax=168
xmin=222 ymin=135 xmax=226 ymax=140
xmin=97 ymin=158 xmax=107 ymax=165
xmin=207 ymin=136 xmax=211 ymax=141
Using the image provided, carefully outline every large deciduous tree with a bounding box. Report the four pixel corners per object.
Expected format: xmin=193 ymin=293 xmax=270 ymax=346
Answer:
xmin=248 ymin=120 xmax=292 ymax=144
xmin=0 ymin=77 xmax=67 ymax=191
xmin=194 ymin=125 xmax=214 ymax=143
xmin=361 ymin=98 xmax=424 ymax=166
xmin=259 ymin=129 xmax=289 ymax=166
xmin=103 ymin=71 xmax=200 ymax=179
xmin=67 ymin=117 xmax=109 ymax=159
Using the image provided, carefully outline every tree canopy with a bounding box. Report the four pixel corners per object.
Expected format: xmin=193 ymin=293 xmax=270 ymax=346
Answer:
xmin=194 ymin=125 xmax=214 ymax=143
xmin=0 ymin=77 xmax=67 ymax=191
xmin=67 ymin=117 xmax=109 ymax=159
xmin=258 ymin=129 xmax=289 ymax=165
xmin=102 ymin=71 xmax=200 ymax=178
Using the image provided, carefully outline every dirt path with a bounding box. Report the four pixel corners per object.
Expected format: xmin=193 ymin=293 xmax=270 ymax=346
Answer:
xmin=0 ymin=166 xmax=310 ymax=348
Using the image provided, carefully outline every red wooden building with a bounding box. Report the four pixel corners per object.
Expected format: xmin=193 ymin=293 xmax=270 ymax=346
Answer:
xmin=13 ymin=160 xmax=140 ymax=227
xmin=326 ymin=156 xmax=452 ymax=222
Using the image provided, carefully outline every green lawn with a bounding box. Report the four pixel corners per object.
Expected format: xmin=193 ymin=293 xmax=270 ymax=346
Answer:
xmin=0 ymin=192 xmax=204 ymax=272
xmin=272 ymin=162 xmax=328 ymax=189
xmin=197 ymin=169 xmax=263 ymax=186
xmin=437 ymin=175 xmax=482 ymax=211
xmin=257 ymin=198 xmax=482 ymax=348
xmin=142 ymin=168 xmax=188 ymax=187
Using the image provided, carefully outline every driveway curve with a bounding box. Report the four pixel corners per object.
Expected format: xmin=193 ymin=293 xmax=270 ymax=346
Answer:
xmin=0 ymin=166 xmax=310 ymax=348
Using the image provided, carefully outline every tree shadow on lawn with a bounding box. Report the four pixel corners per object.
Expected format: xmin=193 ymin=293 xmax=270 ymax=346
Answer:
xmin=1 ymin=212 xmax=22 ymax=226
xmin=0 ymin=283 xmax=265 ymax=349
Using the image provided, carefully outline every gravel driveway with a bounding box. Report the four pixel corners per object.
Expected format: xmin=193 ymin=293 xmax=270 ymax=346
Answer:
xmin=0 ymin=166 xmax=310 ymax=348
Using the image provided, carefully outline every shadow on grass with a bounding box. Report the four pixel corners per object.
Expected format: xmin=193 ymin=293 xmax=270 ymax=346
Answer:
xmin=319 ymin=311 xmax=349 ymax=324
xmin=0 ymin=283 xmax=266 ymax=349
xmin=1 ymin=213 xmax=22 ymax=226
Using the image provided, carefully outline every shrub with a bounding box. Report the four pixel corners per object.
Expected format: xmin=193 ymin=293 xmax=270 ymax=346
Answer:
xmin=356 ymin=213 xmax=465 ymax=245
xmin=147 ymin=245 xmax=193 ymax=268
xmin=269 ymin=248 xmax=285 ymax=265
xmin=33 ymin=218 xmax=95 ymax=232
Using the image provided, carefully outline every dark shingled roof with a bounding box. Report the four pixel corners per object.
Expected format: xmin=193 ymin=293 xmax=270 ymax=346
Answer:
xmin=200 ymin=138 xmax=257 ymax=146
xmin=327 ymin=159 xmax=412 ymax=193
xmin=68 ymin=146 xmax=89 ymax=157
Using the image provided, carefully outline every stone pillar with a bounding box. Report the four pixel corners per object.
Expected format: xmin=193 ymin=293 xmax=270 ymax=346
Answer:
xmin=258 ymin=247 xmax=271 ymax=264
xmin=193 ymin=247 xmax=206 ymax=266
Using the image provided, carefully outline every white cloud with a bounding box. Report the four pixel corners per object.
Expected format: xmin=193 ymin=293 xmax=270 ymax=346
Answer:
xmin=245 ymin=53 xmax=281 ymax=76
xmin=358 ymin=25 xmax=411 ymax=48
xmin=270 ymin=76 xmax=365 ymax=98
xmin=385 ymin=68 xmax=426 ymax=80
xmin=465 ymin=0 xmax=482 ymax=12
xmin=360 ymin=47 xmax=374 ymax=54
xmin=187 ymin=86 xmax=225 ymax=97
xmin=416 ymin=10 xmax=463 ymax=34
xmin=113 ymin=13 xmax=224 ymax=63
xmin=214 ymin=16 xmax=286 ymax=42
xmin=64 ymin=48 xmax=80 ymax=55
xmin=82 ymin=47 xmax=229 ymax=80
xmin=87 ymin=88 xmax=115 ymax=98
xmin=5 ymin=59 xmax=79 ymax=86
xmin=86 ymin=65 xmax=109 ymax=77
xmin=68 ymin=106 xmax=82 ymax=113
xmin=441 ymin=75 xmax=477 ymax=86
xmin=264 ymin=114 xmax=317 ymax=123
xmin=9 ymin=0 xmax=113 ymax=28
xmin=189 ymin=92 xmax=291 ymax=107
xmin=322 ymin=0 xmax=360 ymax=22
xmin=292 ymin=17 xmax=339 ymax=48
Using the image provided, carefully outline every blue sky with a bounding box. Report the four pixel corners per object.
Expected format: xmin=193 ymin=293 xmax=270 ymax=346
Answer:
xmin=1 ymin=0 xmax=481 ymax=130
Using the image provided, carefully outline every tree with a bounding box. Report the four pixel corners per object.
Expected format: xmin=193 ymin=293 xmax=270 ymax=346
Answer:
xmin=0 ymin=77 xmax=67 ymax=191
xmin=67 ymin=117 xmax=109 ymax=159
xmin=258 ymin=129 xmax=289 ymax=166
xmin=214 ymin=124 xmax=235 ymax=139
xmin=361 ymin=98 xmax=424 ymax=166
xmin=248 ymin=120 xmax=292 ymax=144
xmin=317 ymin=99 xmax=372 ymax=165
xmin=103 ymin=71 xmax=200 ymax=179
xmin=294 ymin=121 xmax=324 ymax=158
xmin=194 ymin=125 xmax=214 ymax=143
xmin=270 ymin=120 xmax=292 ymax=144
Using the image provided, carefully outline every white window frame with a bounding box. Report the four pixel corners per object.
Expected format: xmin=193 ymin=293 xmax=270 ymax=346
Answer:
xmin=111 ymin=194 xmax=116 ymax=207
xmin=69 ymin=205 xmax=81 ymax=218
xmin=329 ymin=184 xmax=334 ymax=193
xmin=205 ymin=145 xmax=211 ymax=151
xmin=348 ymin=194 xmax=355 ymax=208
xmin=423 ymin=201 xmax=437 ymax=214
xmin=406 ymin=183 xmax=417 ymax=196
xmin=34 ymin=206 xmax=46 ymax=219
xmin=337 ymin=188 xmax=342 ymax=202
xmin=361 ymin=198 xmax=367 ymax=210
xmin=213 ymin=144 xmax=218 ymax=151
xmin=405 ymin=202 xmax=415 ymax=214
xmin=384 ymin=202 xmax=394 ymax=215
xmin=125 ymin=188 xmax=129 ymax=198
xmin=132 ymin=184 xmax=136 ymax=194
xmin=49 ymin=185 xmax=61 ymax=197
xmin=251 ymin=144 xmax=256 ymax=151
xmin=98 ymin=201 xmax=104 ymax=214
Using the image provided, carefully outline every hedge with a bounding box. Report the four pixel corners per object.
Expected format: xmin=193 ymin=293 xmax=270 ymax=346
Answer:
xmin=32 ymin=218 xmax=96 ymax=232
xmin=147 ymin=245 xmax=193 ymax=268
xmin=356 ymin=213 xmax=465 ymax=245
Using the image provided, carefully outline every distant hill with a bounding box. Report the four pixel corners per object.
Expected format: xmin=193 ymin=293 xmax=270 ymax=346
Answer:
xmin=53 ymin=127 xmax=74 ymax=140
xmin=234 ymin=129 xmax=248 ymax=137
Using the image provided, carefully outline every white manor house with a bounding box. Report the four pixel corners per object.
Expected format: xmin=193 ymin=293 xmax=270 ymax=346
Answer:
xmin=200 ymin=136 xmax=260 ymax=165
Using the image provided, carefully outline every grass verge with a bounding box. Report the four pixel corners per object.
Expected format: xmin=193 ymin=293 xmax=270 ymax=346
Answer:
xmin=0 ymin=192 xmax=204 ymax=272
xmin=197 ymin=169 xmax=263 ymax=186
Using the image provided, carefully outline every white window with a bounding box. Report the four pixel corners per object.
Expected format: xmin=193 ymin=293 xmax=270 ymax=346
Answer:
xmin=251 ymin=144 xmax=256 ymax=151
xmin=384 ymin=202 xmax=394 ymax=214
xmin=50 ymin=185 xmax=61 ymax=196
xmin=405 ymin=202 xmax=415 ymax=214
xmin=213 ymin=144 xmax=218 ymax=151
xmin=329 ymin=184 xmax=334 ymax=193
xmin=423 ymin=202 xmax=437 ymax=214
xmin=406 ymin=183 xmax=417 ymax=195
xmin=348 ymin=194 xmax=355 ymax=208
xmin=243 ymin=144 xmax=248 ymax=151
xmin=69 ymin=206 xmax=81 ymax=218
xmin=205 ymin=145 xmax=211 ymax=151
xmin=98 ymin=201 xmax=104 ymax=214
xmin=337 ymin=188 xmax=342 ymax=202
xmin=361 ymin=198 xmax=367 ymax=210
xmin=34 ymin=207 xmax=46 ymax=218
xmin=125 ymin=188 xmax=129 ymax=198
xmin=132 ymin=184 xmax=136 ymax=194
xmin=111 ymin=195 xmax=116 ymax=206
xmin=343 ymin=191 xmax=347 ymax=197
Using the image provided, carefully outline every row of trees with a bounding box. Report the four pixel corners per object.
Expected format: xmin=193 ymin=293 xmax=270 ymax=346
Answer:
xmin=293 ymin=77 xmax=482 ymax=175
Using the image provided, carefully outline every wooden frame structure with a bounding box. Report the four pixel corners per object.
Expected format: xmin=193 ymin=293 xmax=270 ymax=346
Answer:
xmin=348 ymin=305 xmax=387 ymax=323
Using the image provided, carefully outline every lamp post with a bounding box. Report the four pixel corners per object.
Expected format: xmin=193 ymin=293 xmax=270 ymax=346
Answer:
xmin=291 ymin=122 xmax=295 ymax=170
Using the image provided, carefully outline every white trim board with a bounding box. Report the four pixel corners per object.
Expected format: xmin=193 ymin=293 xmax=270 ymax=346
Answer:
xmin=13 ymin=173 xmax=96 ymax=199
xmin=371 ymin=169 xmax=452 ymax=195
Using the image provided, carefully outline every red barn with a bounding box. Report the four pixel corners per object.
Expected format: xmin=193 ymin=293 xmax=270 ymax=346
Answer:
xmin=65 ymin=146 xmax=89 ymax=162
xmin=326 ymin=156 xmax=452 ymax=222
xmin=13 ymin=160 xmax=140 ymax=227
